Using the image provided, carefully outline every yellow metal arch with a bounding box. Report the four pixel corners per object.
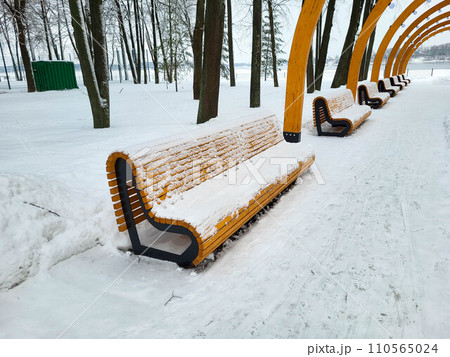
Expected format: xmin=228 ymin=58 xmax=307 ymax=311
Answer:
xmin=370 ymin=0 xmax=428 ymax=83
xmin=347 ymin=0 xmax=392 ymax=99
xmin=400 ymin=25 xmax=450 ymax=74
xmin=383 ymin=0 xmax=450 ymax=79
xmin=393 ymin=14 xmax=450 ymax=75
xmin=283 ymin=0 xmax=326 ymax=142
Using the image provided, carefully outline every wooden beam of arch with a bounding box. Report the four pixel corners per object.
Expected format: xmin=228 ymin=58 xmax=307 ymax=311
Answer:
xmin=393 ymin=13 xmax=450 ymax=75
xmin=347 ymin=0 xmax=392 ymax=99
xmin=383 ymin=0 xmax=450 ymax=79
xmin=370 ymin=0 xmax=430 ymax=83
xmin=283 ymin=0 xmax=326 ymax=142
xmin=400 ymin=25 xmax=450 ymax=74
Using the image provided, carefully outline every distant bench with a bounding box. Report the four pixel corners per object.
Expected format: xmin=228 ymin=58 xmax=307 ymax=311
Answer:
xmin=312 ymin=89 xmax=371 ymax=137
xmin=106 ymin=114 xmax=315 ymax=266
xmin=378 ymin=78 xmax=400 ymax=97
xmin=390 ymin=76 xmax=406 ymax=90
xmin=400 ymin=74 xmax=411 ymax=84
xmin=357 ymin=81 xmax=390 ymax=109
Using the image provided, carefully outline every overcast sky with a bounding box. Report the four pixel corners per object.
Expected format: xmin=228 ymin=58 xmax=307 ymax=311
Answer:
xmin=232 ymin=0 xmax=450 ymax=64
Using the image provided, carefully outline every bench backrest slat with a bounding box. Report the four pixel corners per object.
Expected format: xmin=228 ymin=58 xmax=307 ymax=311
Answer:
xmin=110 ymin=115 xmax=283 ymax=209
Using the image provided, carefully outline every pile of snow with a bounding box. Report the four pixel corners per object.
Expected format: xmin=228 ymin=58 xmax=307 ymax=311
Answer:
xmin=0 ymin=174 xmax=117 ymax=290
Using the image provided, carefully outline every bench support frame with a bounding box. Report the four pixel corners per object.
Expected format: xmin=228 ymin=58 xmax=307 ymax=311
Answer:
xmin=314 ymin=98 xmax=352 ymax=137
xmin=357 ymin=86 xmax=382 ymax=109
xmin=115 ymin=158 xmax=199 ymax=267
xmin=378 ymin=80 xmax=396 ymax=98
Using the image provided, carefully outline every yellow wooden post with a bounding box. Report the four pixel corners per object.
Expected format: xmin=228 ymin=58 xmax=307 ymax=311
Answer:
xmin=393 ymin=15 xmax=450 ymax=75
xmin=400 ymin=26 xmax=450 ymax=74
xmin=370 ymin=0 xmax=426 ymax=83
xmin=283 ymin=0 xmax=326 ymax=142
xmin=383 ymin=1 xmax=450 ymax=79
xmin=346 ymin=0 xmax=391 ymax=99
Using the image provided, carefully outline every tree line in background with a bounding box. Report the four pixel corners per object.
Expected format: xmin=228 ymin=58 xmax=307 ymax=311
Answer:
xmin=1 ymin=0 xmax=292 ymax=127
xmin=1 ymin=0 xmax=419 ymax=129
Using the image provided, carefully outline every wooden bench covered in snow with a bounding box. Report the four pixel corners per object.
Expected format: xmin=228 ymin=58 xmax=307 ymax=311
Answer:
xmin=378 ymin=78 xmax=400 ymax=98
xmin=401 ymin=74 xmax=411 ymax=84
xmin=390 ymin=76 xmax=406 ymax=90
xmin=396 ymin=75 xmax=408 ymax=87
xmin=106 ymin=114 xmax=315 ymax=266
xmin=357 ymin=81 xmax=390 ymax=109
xmin=312 ymin=89 xmax=371 ymax=137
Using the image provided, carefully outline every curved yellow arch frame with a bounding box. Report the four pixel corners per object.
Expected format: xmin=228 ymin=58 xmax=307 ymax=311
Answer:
xmin=283 ymin=0 xmax=326 ymax=142
xmin=393 ymin=14 xmax=450 ymax=75
xmin=383 ymin=1 xmax=450 ymax=79
xmin=370 ymin=0 xmax=427 ymax=83
xmin=400 ymin=25 xmax=450 ymax=74
xmin=347 ymin=0 xmax=392 ymax=99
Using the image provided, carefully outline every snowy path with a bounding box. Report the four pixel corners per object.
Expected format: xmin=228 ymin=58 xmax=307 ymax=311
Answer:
xmin=0 ymin=77 xmax=449 ymax=338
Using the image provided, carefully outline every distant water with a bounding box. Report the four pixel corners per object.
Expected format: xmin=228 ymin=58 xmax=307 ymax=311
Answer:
xmin=403 ymin=61 xmax=450 ymax=70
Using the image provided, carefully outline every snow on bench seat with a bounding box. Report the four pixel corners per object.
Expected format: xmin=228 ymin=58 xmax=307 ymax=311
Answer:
xmin=312 ymin=89 xmax=371 ymax=137
xmin=378 ymin=78 xmax=400 ymax=98
xmin=357 ymin=81 xmax=390 ymax=109
xmin=106 ymin=112 xmax=315 ymax=266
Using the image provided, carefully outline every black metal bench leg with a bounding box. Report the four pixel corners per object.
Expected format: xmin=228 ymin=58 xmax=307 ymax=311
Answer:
xmin=115 ymin=158 xmax=199 ymax=267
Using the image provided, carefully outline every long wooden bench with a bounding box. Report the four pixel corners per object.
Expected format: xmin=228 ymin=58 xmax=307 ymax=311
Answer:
xmin=106 ymin=113 xmax=315 ymax=266
xmin=378 ymin=78 xmax=400 ymax=97
xmin=357 ymin=81 xmax=390 ymax=109
xmin=390 ymin=76 xmax=406 ymax=90
xmin=312 ymin=89 xmax=371 ymax=137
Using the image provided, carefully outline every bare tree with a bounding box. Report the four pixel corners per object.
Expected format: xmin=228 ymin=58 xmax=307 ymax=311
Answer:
xmin=69 ymin=0 xmax=109 ymax=128
xmin=331 ymin=0 xmax=364 ymax=88
xmin=3 ymin=0 xmax=35 ymax=92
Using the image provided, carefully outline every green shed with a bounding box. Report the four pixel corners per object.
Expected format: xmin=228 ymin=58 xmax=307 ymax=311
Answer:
xmin=32 ymin=61 xmax=78 ymax=92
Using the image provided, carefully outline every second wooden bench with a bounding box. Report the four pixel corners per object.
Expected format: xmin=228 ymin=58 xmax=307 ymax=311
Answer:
xmin=313 ymin=89 xmax=372 ymax=137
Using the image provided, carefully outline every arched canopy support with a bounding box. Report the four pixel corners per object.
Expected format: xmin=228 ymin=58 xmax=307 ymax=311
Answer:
xmin=347 ymin=0 xmax=391 ymax=99
xmin=393 ymin=14 xmax=450 ymax=75
xmin=371 ymin=0 xmax=431 ymax=83
xmin=383 ymin=0 xmax=450 ymax=79
xmin=283 ymin=0 xmax=326 ymax=142
xmin=400 ymin=25 xmax=450 ymax=74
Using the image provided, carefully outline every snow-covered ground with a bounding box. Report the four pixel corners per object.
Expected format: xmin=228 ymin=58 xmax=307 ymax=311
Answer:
xmin=0 ymin=69 xmax=449 ymax=338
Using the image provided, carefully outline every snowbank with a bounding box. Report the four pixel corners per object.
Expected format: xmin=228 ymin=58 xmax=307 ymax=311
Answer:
xmin=0 ymin=174 xmax=117 ymax=289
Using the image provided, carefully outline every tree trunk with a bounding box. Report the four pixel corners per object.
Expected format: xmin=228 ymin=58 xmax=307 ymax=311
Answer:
xmin=40 ymin=0 xmax=53 ymax=60
xmin=197 ymin=0 xmax=225 ymax=124
xmin=363 ymin=26 xmax=376 ymax=80
xmin=359 ymin=0 xmax=372 ymax=81
xmin=154 ymin=0 xmax=171 ymax=83
xmin=57 ymin=0 xmax=64 ymax=60
xmin=306 ymin=49 xmax=314 ymax=93
xmin=133 ymin=0 xmax=142 ymax=83
xmin=115 ymin=0 xmax=137 ymax=83
xmin=193 ymin=0 xmax=205 ymax=99
xmin=267 ymin=0 xmax=278 ymax=87
xmin=315 ymin=0 xmax=336 ymax=91
xmin=9 ymin=0 xmax=35 ymax=91
xmin=69 ymin=0 xmax=109 ymax=128
xmin=120 ymin=39 xmax=129 ymax=80
xmin=331 ymin=0 xmax=364 ymax=88
xmin=149 ymin=0 xmax=159 ymax=84
xmin=250 ymin=0 xmax=262 ymax=108
xmin=0 ymin=22 xmax=20 ymax=81
xmin=226 ymin=0 xmax=235 ymax=87
xmin=61 ymin=0 xmax=78 ymax=57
